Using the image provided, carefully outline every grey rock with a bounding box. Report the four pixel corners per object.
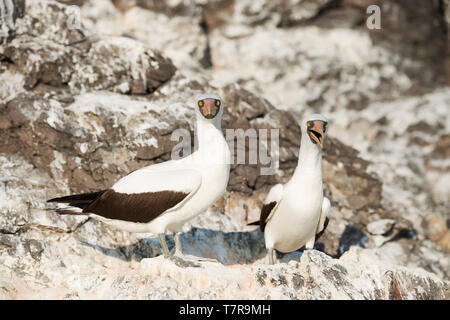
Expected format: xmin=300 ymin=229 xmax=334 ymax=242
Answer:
xmin=0 ymin=0 xmax=18 ymax=38
xmin=0 ymin=0 xmax=176 ymax=93
xmin=367 ymin=219 xmax=396 ymax=236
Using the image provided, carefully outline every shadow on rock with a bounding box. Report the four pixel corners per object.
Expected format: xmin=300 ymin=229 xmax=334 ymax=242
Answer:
xmin=80 ymin=237 xmax=162 ymax=262
xmin=81 ymin=227 xmax=267 ymax=265
xmin=179 ymin=228 xmax=267 ymax=265
xmin=336 ymin=225 xmax=369 ymax=258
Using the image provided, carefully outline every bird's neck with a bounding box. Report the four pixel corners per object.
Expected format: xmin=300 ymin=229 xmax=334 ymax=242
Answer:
xmin=194 ymin=119 xmax=229 ymax=166
xmin=291 ymin=132 xmax=323 ymax=184
xmin=196 ymin=119 xmax=222 ymax=146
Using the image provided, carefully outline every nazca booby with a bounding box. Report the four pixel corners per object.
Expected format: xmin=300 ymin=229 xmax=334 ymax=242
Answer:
xmin=48 ymin=93 xmax=230 ymax=260
xmin=251 ymin=114 xmax=331 ymax=264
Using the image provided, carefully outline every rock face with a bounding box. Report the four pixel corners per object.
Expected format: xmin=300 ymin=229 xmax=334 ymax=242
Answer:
xmin=0 ymin=0 xmax=449 ymax=300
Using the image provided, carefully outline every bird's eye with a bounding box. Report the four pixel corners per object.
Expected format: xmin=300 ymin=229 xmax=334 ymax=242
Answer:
xmin=216 ymin=100 xmax=221 ymax=107
xmin=198 ymin=101 xmax=204 ymax=107
xmin=307 ymin=121 xmax=312 ymax=128
xmin=324 ymin=122 xmax=328 ymax=131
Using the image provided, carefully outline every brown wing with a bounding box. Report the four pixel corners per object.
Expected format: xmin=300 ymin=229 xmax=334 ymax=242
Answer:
xmin=258 ymin=201 xmax=277 ymax=232
xmin=82 ymin=189 xmax=189 ymax=223
xmin=47 ymin=190 xmax=107 ymax=205
xmin=47 ymin=190 xmax=107 ymax=216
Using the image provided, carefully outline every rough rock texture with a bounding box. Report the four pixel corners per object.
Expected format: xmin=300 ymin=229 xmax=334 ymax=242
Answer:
xmin=1 ymin=242 xmax=447 ymax=299
xmin=0 ymin=1 xmax=175 ymax=94
xmin=0 ymin=0 xmax=449 ymax=299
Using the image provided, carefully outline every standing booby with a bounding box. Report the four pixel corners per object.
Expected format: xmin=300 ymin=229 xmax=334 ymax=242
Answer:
xmin=251 ymin=114 xmax=331 ymax=264
xmin=48 ymin=93 xmax=230 ymax=260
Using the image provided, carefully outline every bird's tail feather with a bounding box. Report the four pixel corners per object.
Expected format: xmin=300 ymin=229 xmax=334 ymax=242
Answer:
xmin=45 ymin=207 xmax=89 ymax=216
xmin=47 ymin=190 xmax=106 ymax=204
xmin=47 ymin=190 xmax=106 ymax=214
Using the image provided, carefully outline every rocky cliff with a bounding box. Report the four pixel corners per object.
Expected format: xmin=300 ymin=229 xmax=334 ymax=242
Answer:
xmin=0 ymin=0 xmax=448 ymax=299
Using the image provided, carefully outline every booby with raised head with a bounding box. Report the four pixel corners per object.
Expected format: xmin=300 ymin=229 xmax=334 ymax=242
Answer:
xmin=251 ymin=114 xmax=331 ymax=264
xmin=48 ymin=93 xmax=230 ymax=261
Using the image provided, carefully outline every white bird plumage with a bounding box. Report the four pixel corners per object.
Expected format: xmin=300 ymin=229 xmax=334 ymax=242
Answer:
xmin=100 ymin=93 xmax=230 ymax=253
xmin=48 ymin=93 xmax=230 ymax=261
xmin=257 ymin=114 xmax=331 ymax=264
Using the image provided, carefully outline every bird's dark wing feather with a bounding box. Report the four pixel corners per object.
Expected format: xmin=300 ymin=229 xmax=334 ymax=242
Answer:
xmin=47 ymin=191 xmax=107 ymax=203
xmin=48 ymin=189 xmax=190 ymax=224
xmin=257 ymin=201 xmax=277 ymax=232
xmin=82 ymin=189 xmax=189 ymax=223
xmin=315 ymin=217 xmax=330 ymax=241
xmin=47 ymin=191 xmax=107 ymax=209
